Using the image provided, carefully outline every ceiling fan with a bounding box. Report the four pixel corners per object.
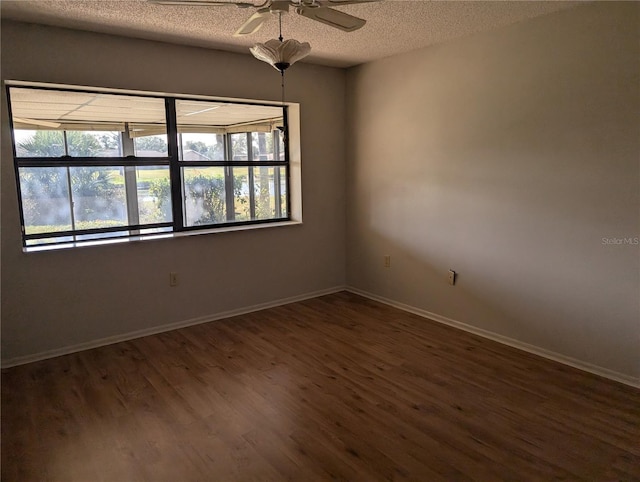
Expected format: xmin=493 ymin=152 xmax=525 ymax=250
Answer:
xmin=149 ymin=0 xmax=381 ymax=36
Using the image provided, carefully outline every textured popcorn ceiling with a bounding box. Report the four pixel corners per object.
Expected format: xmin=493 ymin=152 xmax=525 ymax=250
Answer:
xmin=1 ymin=0 xmax=579 ymax=68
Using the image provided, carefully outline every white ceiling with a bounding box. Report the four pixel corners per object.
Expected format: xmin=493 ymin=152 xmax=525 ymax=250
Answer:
xmin=1 ymin=0 xmax=579 ymax=68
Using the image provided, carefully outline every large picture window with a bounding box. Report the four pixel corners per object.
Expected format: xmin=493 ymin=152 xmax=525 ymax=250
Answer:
xmin=7 ymin=84 xmax=291 ymax=248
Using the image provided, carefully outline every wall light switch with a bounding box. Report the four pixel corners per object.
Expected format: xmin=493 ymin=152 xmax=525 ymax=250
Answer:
xmin=170 ymin=272 xmax=179 ymax=287
xmin=384 ymin=255 xmax=391 ymax=268
xmin=448 ymin=269 xmax=456 ymax=286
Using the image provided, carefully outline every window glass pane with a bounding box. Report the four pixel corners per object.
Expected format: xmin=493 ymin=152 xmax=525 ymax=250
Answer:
xmin=25 ymin=236 xmax=74 ymax=246
xmin=231 ymin=166 xmax=250 ymax=221
xmin=133 ymin=134 xmax=168 ymax=157
xmin=183 ymin=167 xmax=227 ymax=226
xmin=230 ymin=133 xmax=248 ymax=161
xmin=19 ymin=167 xmax=72 ymax=234
xmin=278 ymin=131 xmax=286 ymax=161
xmin=69 ymin=167 xmax=127 ymax=229
xmin=279 ymin=166 xmax=288 ymax=217
xmin=14 ymin=130 xmax=126 ymax=158
xmin=66 ymin=131 xmax=122 ymax=157
xmin=139 ymin=226 xmax=173 ymax=236
xmin=253 ymin=166 xmax=286 ymax=220
xmin=10 ymin=87 xmax=167 ymax=158
xmin=25 ymin=226 xmax=173 ymax=247
xmin=137 ymin=166 xmax=172 ymax=224
xmin=14 ymin=130 xmax=65 ymax=157
xmin=179 ymin=133 xmax=225 ymax=161
xmin=175 ymin=99 xmax=283 ymax=162
xmin=75 ymin=231 xmax=128 ymax=242
xmin=251 ymin=132 xmax=275 ymax=161
xmin=19 ymin=166 xmax=173 ymax=244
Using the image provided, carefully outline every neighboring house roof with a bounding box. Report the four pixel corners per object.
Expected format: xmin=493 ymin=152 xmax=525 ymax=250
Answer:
xmin=132 ymin=149 xmax=168 ymax=158
xmin=182 ymin=149 xmax=210 ymax=161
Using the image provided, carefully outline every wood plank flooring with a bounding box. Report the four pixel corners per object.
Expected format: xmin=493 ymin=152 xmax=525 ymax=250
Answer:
xmin=2 ymin=292 xmax=639 ymax=481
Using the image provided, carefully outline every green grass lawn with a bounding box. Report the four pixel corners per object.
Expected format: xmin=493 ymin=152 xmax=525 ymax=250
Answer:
xmin=110 ymin=168 xmax=228 ymax=186
xmin=109 ymin=168 xmax=170 ymax=186
xmin=138 ymin=169 xmax=170 ymax=181
xmin=25 ymin=220 xmax=126 ymax=235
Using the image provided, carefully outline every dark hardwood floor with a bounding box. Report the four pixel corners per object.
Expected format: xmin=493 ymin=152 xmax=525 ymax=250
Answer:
xmin=2 ymin=292 xmax=639 ymax=481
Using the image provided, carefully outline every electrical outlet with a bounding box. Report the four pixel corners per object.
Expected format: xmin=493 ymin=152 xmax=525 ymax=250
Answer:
xmin=448 ymin=269 xmax=456 ymax=286
xmin=384 ymin=255 xmax=391 ymax=268
xmin=170 ymin=272 xmax=179 ymax=287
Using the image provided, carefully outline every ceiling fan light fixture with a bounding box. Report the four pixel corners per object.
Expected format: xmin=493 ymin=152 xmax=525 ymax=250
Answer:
xmin=250 ymin=38 xmax=311 ymax=72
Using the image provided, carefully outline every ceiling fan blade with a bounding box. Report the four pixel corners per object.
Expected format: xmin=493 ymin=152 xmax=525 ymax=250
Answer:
xmin=233 ymin=10 xmax=270 ymax=36
xmin=149 ymin=1 xmax=254 ymax=7
xmin=296 ymin=6 xmax=365 ymax=32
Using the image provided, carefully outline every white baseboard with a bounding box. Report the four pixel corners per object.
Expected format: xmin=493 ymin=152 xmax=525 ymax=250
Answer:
xmin=346 ymin=287 xmax=640 ymax=389
xmin=1 ymin=285 xmax=347 ymax=369
xmin=5 ymin=285 xmax=638 ymax=389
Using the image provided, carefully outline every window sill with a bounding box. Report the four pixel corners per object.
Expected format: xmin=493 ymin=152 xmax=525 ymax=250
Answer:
xmin=23 ymin=220 xmax=303 ymax=253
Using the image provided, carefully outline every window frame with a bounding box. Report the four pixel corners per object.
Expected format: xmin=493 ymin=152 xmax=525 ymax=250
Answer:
xmin=6 ymin=83 xmax=293 ymax=248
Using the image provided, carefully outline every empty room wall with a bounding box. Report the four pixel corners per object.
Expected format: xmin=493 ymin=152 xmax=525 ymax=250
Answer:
xmin=1 ymin=21 xmax=346 ymax=363
xmin=346 ymin=2 xmax=639 ymax=382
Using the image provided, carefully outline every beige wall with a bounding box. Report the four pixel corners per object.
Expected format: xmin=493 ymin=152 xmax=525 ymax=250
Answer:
xmin=3 ymin=3 xmax=639 ymax=381
xmin=346 ymin=2 xmax=639 ymax=379
xmin=1 ymin=21 xmax=347 ymax=362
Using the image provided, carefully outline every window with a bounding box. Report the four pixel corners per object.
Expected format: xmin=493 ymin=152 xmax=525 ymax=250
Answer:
xmin=7 ymin=84 xmax=293 ymax=248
